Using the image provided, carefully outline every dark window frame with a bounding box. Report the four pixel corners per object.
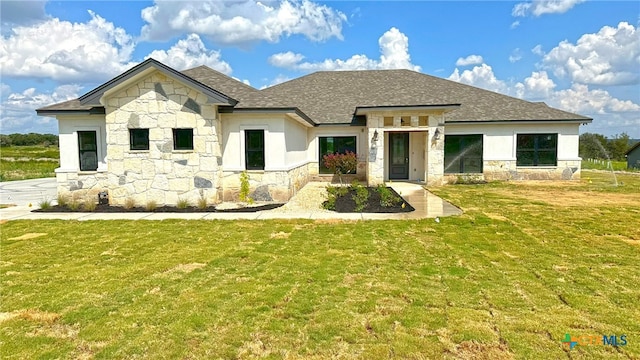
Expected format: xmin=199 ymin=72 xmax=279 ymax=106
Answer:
xmin=516 ymin=133 xmax=558 ymax=166
xmin=129 ymin=129 xmax=149 ymax=151
xmin=318 ymin=136 xmax=357 ymax=174
xmin=245 ymin=129 xmax=265 ymax=170
xmin=444 ymin=134 xmax=483 ymax=174
xmin=77 ymin=130 xmax=98 ymax=171
xmin=172 ymin=128 xmax=194 ymax=151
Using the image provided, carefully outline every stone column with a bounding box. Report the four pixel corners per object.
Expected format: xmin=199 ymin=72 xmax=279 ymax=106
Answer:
xmin=366 ymin=114 xmax=385 ymax=186
xmin=426 ymin=114 xmax=445 ymax=186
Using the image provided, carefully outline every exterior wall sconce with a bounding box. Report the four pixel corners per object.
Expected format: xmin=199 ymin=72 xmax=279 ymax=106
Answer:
xmin=433 ymin=128 xmax=441 ymax=141
xmin=372 ymin=130 xmax=379 ymax=142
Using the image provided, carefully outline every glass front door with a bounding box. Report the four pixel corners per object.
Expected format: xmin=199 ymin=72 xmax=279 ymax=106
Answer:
xmin=389 ymin=132 xmax=409 ymax=179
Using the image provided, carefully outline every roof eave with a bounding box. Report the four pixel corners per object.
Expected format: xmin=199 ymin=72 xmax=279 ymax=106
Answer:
xmin=445 ymin=118 xmax=593 ymax=124
xmin=219 ymin=106 xmax=316 ymax=127
xmin=35 ymin=107 xmax=106 ymax=116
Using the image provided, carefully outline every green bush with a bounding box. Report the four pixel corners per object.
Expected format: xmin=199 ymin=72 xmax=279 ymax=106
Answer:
xmin=38 ymin=199 xmax=52 ymax=210
xmin=239 ymin=171 xmax=253 ymax=204
xmin=376 ymin=184 xmax=400 ymax=207
xmin=351 ymin=180 xmax=369 ymax=212
xmin=323 ymin=185 xmax=348 ymax=210
xmin=176 ymin=198 xmax=189 ymax=209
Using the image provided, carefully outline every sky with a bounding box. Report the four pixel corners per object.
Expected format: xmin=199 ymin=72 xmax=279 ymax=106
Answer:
xmin=0 ymin=0 xmax=639 ymax=137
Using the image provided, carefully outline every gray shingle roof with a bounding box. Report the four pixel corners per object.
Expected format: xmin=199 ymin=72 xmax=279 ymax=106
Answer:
xmin=37 ymin=62 xmax=591 ymax=125
xmin=258 ymin=69 xmax=591 ymax=124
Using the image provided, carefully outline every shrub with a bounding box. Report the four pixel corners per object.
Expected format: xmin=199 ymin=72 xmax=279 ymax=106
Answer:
xmin=38 ymin=199 xmax=52 ymax=210
xmin=56 ymin=194 xmax=69 ymax=207
xmin=351 ymin=180 xmax=369 ymax=212
xmin=145 ymin=200 xmax=157 ymax=212
xmin=124 ymin=197 xmax=136 ymax=210
xmin=197 ymin=197 xmax=208 ymax=210
xmin=323 ymin=151 xmax=357 ymax=184
xmin=323 ymin=184 xmax=349 ymax=210
xmin=83 ymin=200 xmax=97 ymax=212
xmin=68 ymin=199 xmax=80 ymax=211
xmin=239 ymin=171 xmax=253 ymax=203
xmin=376 ymin=184 xmax=401 ymax=207
xmin=177 ymin=198 xmax=189 ymax=209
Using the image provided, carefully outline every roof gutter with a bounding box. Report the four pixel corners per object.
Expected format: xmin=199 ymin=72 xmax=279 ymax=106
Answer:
xmin=36 ymin=107 xmax=106 ymax=116
xmin=219 ymin=106 xmax=316 ymax=126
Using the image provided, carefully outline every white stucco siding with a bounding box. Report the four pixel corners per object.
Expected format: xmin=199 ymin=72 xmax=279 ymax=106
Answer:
xmin=221 ymin=113 xmax=287 ymax=171
xmin=445 ymin=122 xmax=582 ymax=162
xmin=283 ymin=116 xmax=308 ymax=167
xmin=307 ymin=126 xmax=367 ymax=176
xmin=57 ymin=115 xmax=108 ymax=172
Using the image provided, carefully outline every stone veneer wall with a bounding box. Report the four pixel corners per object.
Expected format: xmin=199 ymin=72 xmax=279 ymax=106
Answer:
xmin=104 ymin=71 xmax=222 ymax=206
xmin=221 ymin=162 xmax=311 ymax=202
xmin=443 ymin=159 xmax=582 ymax=183
xmin=56 ymin=172 xmax=109 ymax=201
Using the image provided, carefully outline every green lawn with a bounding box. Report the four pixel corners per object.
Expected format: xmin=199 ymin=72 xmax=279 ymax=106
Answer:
xmin=0 ymin=146 xmax=59 ymax=181
xmin=1 ymin=171 xmax=639 ymax=359
xmin=581 ymin=159 xmax=632 ymax=171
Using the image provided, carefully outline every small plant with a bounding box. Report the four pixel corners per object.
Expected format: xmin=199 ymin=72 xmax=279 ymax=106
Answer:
xmin=124 ymin=197 xmax=136 ymax=210
xmin=197 ymin=197 xmax=208 ymax=210
xmin=83 ymin=199 xmax=97 ymax=212
xmin=323 ymin=184 xmax=349 ymax=210
xmin=323 ymin=151 xmax=357 ymax=184
xmin=38 ymin=199 xmax=52 ymax=210
xmin=145 ymin=200 xmax=157 ymax=212
xmin=177 ymin=198 xmax=189 ymax=209
xmin=376 ymin=184 xmax=401 ymax=207
xmin=351 ymin=180 xmax=369 ymax=212
xmin=68 ymin=199 xmax=81 ymax=211
xmin=239 ymin=171 xmax=253 ymax=203
xmin=56 ymin=194 xmax=68 ymax=207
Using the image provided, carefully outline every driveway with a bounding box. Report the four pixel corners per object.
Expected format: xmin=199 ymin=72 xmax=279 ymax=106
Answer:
xmin=0 ymin=177 xmax=57 ymax=207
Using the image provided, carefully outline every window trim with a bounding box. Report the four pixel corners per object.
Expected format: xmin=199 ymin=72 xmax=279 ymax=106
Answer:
xmin=129 ymin=128 xmax=150 ymax=151
xmin=244 ymin=129 xmax=265 ymax=171
xmin=516 ymin=133 xmax=558 ymax=167
xmin=444 ymin=134 xmax=483 ymax=174
xmin=172 ymin=128 xmax=194 ymax=151
xmin=318 ymin=135 xmax=358 ymax=174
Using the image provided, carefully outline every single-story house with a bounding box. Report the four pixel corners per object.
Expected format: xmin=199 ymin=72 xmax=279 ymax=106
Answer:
xmin=36 ymin=58 xmax=592 ymax=205
xmin=626 ymin=142 xmax=640 ymax=169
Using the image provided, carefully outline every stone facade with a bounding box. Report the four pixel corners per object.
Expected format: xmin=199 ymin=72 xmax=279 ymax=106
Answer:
xmin=56 ymin=171 xmax=109 ymax=201
xmin=221 ymin=162 xmax=311 ymax=202
xmin=443 ymin=159 xmax=582 ymax=183
xmin=104 ymin=71 xmax=222 ymax=206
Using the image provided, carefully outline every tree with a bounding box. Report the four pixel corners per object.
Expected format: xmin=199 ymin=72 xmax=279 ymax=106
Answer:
xmin=323 ymin=151 xmax=358 ymax=184
xmin=579 ymin=133 xmax=608 ymax=159
xmin=607 ymin=133 xmax=630 ymax=161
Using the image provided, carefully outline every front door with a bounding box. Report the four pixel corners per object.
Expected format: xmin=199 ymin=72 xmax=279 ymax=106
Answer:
xmin=389 ymin=132 xmax=409 ymax=179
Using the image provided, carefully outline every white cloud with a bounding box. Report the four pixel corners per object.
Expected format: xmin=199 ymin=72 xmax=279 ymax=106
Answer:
xmin=541 ymin=22 xmax=639 ymax=86
xmin=448 ymin=64 xmax=508 ymax=94
xmin=0 ymin=10 xmax=136 ymax=83
xmin=455 ymin=55 xmax=484 ymax=67
xmin=0 ymin=85 xmax=82 ymax=134
xmin=510 ymin=21 xmax=520 ymax=29
xmin=268 ymin=27 xmax=421 ymax=72
xmin=0 ymin=0 xmax=48 ymax=33
xmin=260 ymin=74 xmax=292 ymax=89
xmin=512 ymin=0 xmax=585 ymax=17
xmin=531 ymin=44 xmax=544 ymax=56
xmin=268 ymin=51 xmax=306 ymax=68
xmin=140 ymin=0 xmax=347 ymax=45
xmin=522 ymin=71 xmax=556 ymax=99
xmin=145 ymin=34 xmax=232 ymax=74
xmin=549 ymin=84 xmax=640 ymax=114
xmin=509 ymin=48 xmax=522 ymax=63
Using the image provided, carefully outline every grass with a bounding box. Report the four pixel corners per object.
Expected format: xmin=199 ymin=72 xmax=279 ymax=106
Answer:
xmin=0 ymin=145 xmax=59 ymax=181
xmin=581 ymin=159 xmax=633 ymax=171
xmin=1 ymin=171 xmax=639 ymax=359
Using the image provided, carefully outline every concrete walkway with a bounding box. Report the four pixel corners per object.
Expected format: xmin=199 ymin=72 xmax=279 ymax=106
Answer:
xmin=0 ymin=180 xmax=461 ymax=221
xmin=0 ymin=177 xmax=57 ymax=207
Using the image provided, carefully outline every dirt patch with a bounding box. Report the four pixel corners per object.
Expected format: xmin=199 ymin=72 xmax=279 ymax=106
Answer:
xmin=0 ymin=309 xmax=60 ymax=323
xmin=8 ymin=233 xmax=47 ymax=241
xmin=27 ymin=323 xmax=79 ymax=339
xmin=270 ymin=231 xmax=291 ymax=239
xmin=453 ymin=341 xmax=514 ymax=360
xmin=34 ymin=203 xmax=283 ymax=213
xmin=164 ymin=263 xmax=206 ymax=274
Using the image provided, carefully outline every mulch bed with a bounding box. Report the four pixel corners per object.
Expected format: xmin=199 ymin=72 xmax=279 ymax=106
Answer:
xmin=332 ymin=187 xmax=415 ymax=213
xmin=33 ymin=203 xmax=284 ymax=213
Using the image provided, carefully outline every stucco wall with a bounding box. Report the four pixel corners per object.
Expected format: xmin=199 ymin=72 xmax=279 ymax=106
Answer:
xmin=57 ymin=115 xmax=108 ymax=172
xmin=307 ymin=126 xmax=367 ymax=179
xmin=104 ymin=71 xmax=222 ymax=206
xmin=444 ymin=122 xmax=583 ymax=181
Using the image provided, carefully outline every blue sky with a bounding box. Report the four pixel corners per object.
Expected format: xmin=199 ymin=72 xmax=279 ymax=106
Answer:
xmin=1 ymin=0 xmax=639 ymax=137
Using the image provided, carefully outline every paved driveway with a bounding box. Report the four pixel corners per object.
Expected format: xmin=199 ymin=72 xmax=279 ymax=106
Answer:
xmin=0 ymin=178 xmax=57 ymax=207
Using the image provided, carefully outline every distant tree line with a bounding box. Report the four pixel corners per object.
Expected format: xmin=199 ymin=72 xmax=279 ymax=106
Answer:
xmin=0 ymin=133 xmax=59 ymax=147
xmin=579 ymin=132 xmax=633 ymax=161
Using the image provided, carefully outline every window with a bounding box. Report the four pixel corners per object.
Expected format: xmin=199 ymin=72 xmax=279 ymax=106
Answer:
xmin=173 ymin=128 xmax=193 ymax=150
xmin=444 ymin=134 xmax=483 ymax=173
xmin=245 ymin=130 xmax=265 ymax=170
xmin=319 ymin=136 xmax=357 ymax=174
xmin=78 ymin=131 xmax=98 ymax=171
xmin=516 ymin=133 xmax=557 ymax=166
xmin=129 ymin=129 xmax=149 ymax=150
